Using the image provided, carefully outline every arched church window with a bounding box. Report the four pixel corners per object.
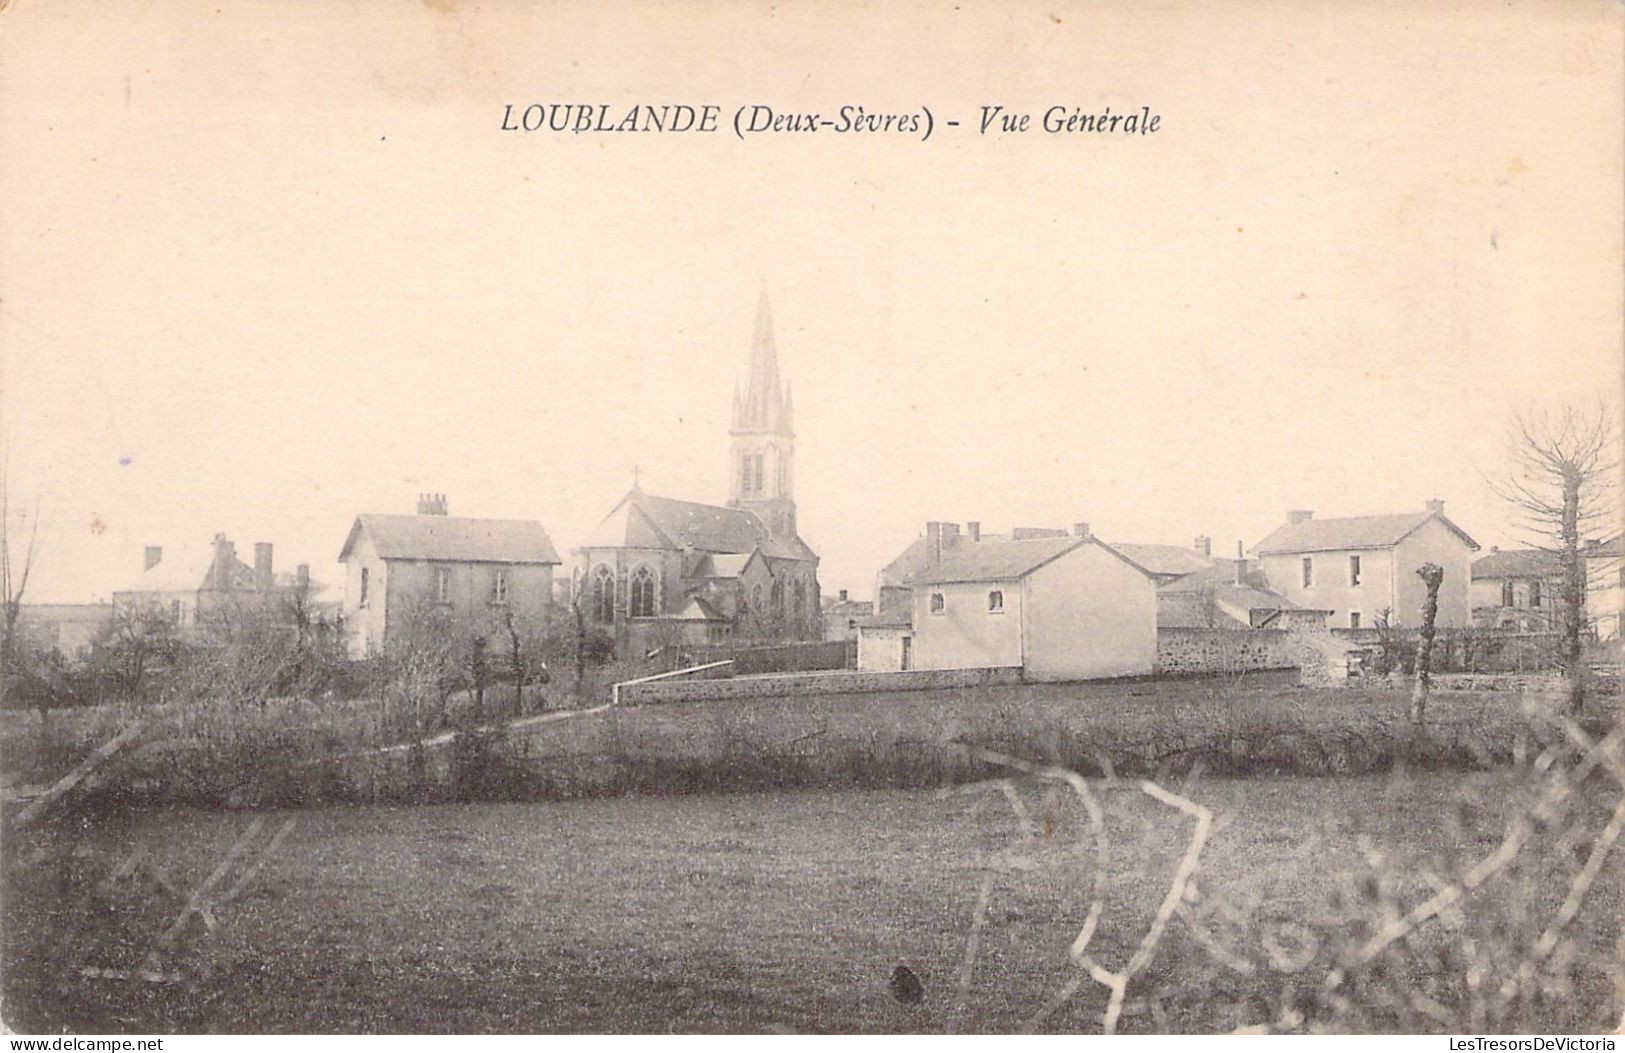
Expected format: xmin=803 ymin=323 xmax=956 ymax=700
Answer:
xmin=592 ymin=566 xmax=615 ymax=623
xmin=740 ymin=455 xmax=753 ymax=495
xmin=752 ymin=584 xmax=763 ymax=613
xmin=771 ymin=579 xmax=784 ymax=612
xmin=793 ymin=580 xmax=806 ymax=618
xmin=629 ymin=565 xmax=657 ymax=618
xmin=753 ymin=453 xmax=765 ymax=493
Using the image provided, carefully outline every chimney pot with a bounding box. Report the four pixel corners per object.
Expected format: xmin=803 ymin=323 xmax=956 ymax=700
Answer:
xmin=213 ymin=535 xmax=236 ymax=591
xmin=1236 ymin=540 xmax=1244 ymax=559
xmin=417 ymin=493 xmax=449 ymax=516
xmin=926 ymin=522 xmax=944 ymax=565
xmin=254 ymin=542 xmax=274 ymax=592
xmin=1072 ymin=521 xmax=1091 ymax=540
xmin=143 ymin=545 xmax=163 ymax=571
xmin=1287 ymin=509 xmax=1314 ymax=525
xmin=296 ymin=563 xmax=310 ymax=587
xmin=1425 ymin=498 xmax=1445 ymax=515
xmin=838 ymin=589 xmax=848 ymax=602
xmin=1194 ymin=535 xmax=1212 ymax=557
xmin=967 ymin=521 xmax=981 ymax=543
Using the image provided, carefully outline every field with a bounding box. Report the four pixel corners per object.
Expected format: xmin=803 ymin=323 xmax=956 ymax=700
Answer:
xmin=4 ymin=765 xmax=1621 ymax=1033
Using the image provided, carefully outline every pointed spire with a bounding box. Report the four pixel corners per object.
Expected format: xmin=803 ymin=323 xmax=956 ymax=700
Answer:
xmin=735 ymin=286 xmax=788 ymax=433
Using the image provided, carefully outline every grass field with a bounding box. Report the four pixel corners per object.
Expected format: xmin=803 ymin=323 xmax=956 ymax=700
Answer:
xmin=5 ymin=765 xmax=1620 ymax=1033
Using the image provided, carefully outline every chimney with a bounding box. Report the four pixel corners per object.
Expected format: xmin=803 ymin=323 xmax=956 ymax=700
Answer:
xmin=417 ymin=492 xmax=448 ymax=516
xmin=254 ymin=542 xmax=274 ymax=592
xmin=1287 ymin=509 xmax=1314 ymax=525
xmin=967 ymin=521 xmax=981 ymax=543
xmin=926 ymin=521 xmax=944 ymax=565
xmin=1194 ymin=535 xmax=1212 ymax=557
xmin=213 ymin=534 xmax=236 ymax=591
xmin=143 ymin=545 xmax=163 ymax=571
xmin=1072 ymin=521 xmax=1091 ymax=540
xmin=296 ymin=563 xmax=310 ymax=587
xmin=1489 ymin=545 xmax=1499 ymax=554
xmin=838 ymin=589 xmax=848 ymax=602
xmin=1235 ymin=558 xmax=1247 ymax=587
xmin=1236 ymin=540 xmax=1244 ymax=559
xmin=1425 ymin=498 xmax=1445 ymax=515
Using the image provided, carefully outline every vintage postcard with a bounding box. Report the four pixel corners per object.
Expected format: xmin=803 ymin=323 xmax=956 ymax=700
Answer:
xmin=1 ymin=0 xmax=1622 ymax=1038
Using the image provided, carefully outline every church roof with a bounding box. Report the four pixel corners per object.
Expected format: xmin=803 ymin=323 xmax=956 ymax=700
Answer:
xmin=339 ymin=514 xmax=561 ymax=565
xmin=581 ymin=488 xmax=815 ymax=562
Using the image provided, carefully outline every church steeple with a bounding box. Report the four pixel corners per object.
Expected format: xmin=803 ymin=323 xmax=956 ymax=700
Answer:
xmin=734 ymin=287 xmax=792 ymax=435
xmin=727 ymin=287 xmax=797 ymax=538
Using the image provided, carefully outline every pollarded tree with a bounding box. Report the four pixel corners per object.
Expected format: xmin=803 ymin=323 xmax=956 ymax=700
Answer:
xmin=1491 ymin=403 xmax=1620 ymax=714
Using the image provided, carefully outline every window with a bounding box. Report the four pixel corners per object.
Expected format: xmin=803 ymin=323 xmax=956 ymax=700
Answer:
xmin=1301 ymin=557 xmax=1314 ymax=588
xmin=793 ymin=580 xmax=806 ymax=618
xmin=1529 ymin=580 xmax=1542 ymax=608
xmin=435 ymin=566 xmax=452 ymax=604
xmin=753 ymin=453 xmax=765 ymax=493
xmin=489 ymin=569 xmax=509 ymax=604
xmin=771 ymin=579 xmax=785 ymax=615
xmin=929 ymin=592 xmax=946 ymax=615
xmin=1348 ymin=555 xmax=1361 ymax=587
xmin=170 ymin=599 xmax=183 ymax=623
xmin=359 ymin=567 xmax=370 ymax=607
xmin=1349 ymin=611 xmax=1361 ymax=629
xmin=591 ymin=566 xmax=615 ymax=623
xmin=752 ymin=584 xmax=764 ymax=613
xmin=900 ymin=635 xmax=912 ymax=671
xmin=740 ymin=456 xmax=753 ymax=494
xmin=1502 ymin=581 xmax=1515 ymax=607
xmin=987 ymin=589 xmax=1004 ymax=613
xmin=629 ymin=566 xmax=656 ymax=617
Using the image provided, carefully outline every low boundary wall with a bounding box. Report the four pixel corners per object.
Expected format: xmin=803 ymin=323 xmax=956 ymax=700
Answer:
xmin=614 ymin=665 xmax=1023 ymax=705
xmin=1155 ymin=627 xmax=1298 ymax=676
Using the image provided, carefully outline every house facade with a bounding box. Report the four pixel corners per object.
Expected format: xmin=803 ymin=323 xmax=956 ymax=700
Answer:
xmin=112 ymin=534 xmax=330 ymax=631
xmin=1252 ymin=500 xmax=1479 ymax=629
xmin=337 ymin=495 xmax=560 ymax=657
xmin=872 ymin=521 xmax=1157 ymax=681
xmin=1471 ymin=538 xmax=1624 ymax=638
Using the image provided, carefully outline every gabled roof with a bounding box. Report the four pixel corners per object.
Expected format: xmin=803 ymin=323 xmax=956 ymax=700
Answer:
xmin=1112 ymin=543 xmax=1214 ymax=578
xmin=1586 ymin=537 xmax=1624 ymax=559
xmin=115 ymin=548 xmax=251 ymax=595
xmin=670 ymin=596 xmax=729 ymax=622
xmin=1253 ymin=511 xmax=1479 ymax=556
xmin=912 ymin=535 xmax=1084 ymax=585
xmin=581 ymin=489 xmax=816 ymax=562
xmin=1473 ymin=548 xmax=1562 ymax=580
xmin=1157 ymin=593 xmax=1252 ymax=629
xmin=339 ymin=514 xmax=560 ymax=565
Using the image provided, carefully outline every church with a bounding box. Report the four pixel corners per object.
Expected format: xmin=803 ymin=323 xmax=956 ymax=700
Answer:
xmin=573 ymin=292 xmax=822 ymax=656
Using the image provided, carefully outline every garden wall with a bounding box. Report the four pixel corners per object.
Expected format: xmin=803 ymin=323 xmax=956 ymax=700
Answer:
xmin=1154 ymin=627 xmax=1298 ymax=676
xmin=615 ymin=665 xmax=1023 ymax=705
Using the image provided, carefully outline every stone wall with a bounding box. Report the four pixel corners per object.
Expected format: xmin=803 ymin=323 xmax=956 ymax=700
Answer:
xmin=1154 ymin=627 xmax=1298 ymax=676
xmin=615 ymin=665 xmax=1024 ymax=705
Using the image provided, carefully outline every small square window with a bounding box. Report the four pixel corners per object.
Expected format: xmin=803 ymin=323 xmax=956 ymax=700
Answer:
xmin=1349 ymin=611 xmax=1361 ymax=629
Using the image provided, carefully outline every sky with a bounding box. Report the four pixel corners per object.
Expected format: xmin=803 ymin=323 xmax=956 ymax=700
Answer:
xmin=2 ymin=0 xmax=1622 ymax=604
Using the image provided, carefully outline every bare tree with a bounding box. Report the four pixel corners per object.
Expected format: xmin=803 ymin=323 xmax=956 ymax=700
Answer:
xmin=0 ymin=455 xmax=42 ymax=709
xmin=1410 ymin=563 xmax=1444 ymax=723
xmin=1491 ymin=403 xmax=1620 ymax=714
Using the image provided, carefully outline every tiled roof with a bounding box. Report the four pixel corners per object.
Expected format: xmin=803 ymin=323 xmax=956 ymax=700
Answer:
xmin=116 ymin=548 xmax=250 ymax=595
xmin=1473 ymin=548 xmax=1562 ymax=580
xmin=913 ymin=536 xmax=1086 ymax=585
xmin=1157 ymin=592 xmax=1252 ymax=629
xmin=1113 ymin=543 xmax=1214 ymax=578
xmin=340 ymin=514 xmax=560 ymax=565
xmin=1586 ymin=537 xmax=1624 ymax=559
xmin=1254 ymin=512 xmax=1478 ymax=555
xmin=582 ymin=489 xmax=816 ymax=562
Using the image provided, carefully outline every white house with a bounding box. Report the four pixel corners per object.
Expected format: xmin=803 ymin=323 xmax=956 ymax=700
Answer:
xmin=1252 ymin=500 xmax=1480 ymax=630
xmin=338 ymin=494 xmax=561 ymax=657
xmin=889 ymin=521 xmax=1158 ymax=681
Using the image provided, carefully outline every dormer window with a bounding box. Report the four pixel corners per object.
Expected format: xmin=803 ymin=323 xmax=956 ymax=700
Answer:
xmin=987 ymin=590 xmax=1004 ymax=613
